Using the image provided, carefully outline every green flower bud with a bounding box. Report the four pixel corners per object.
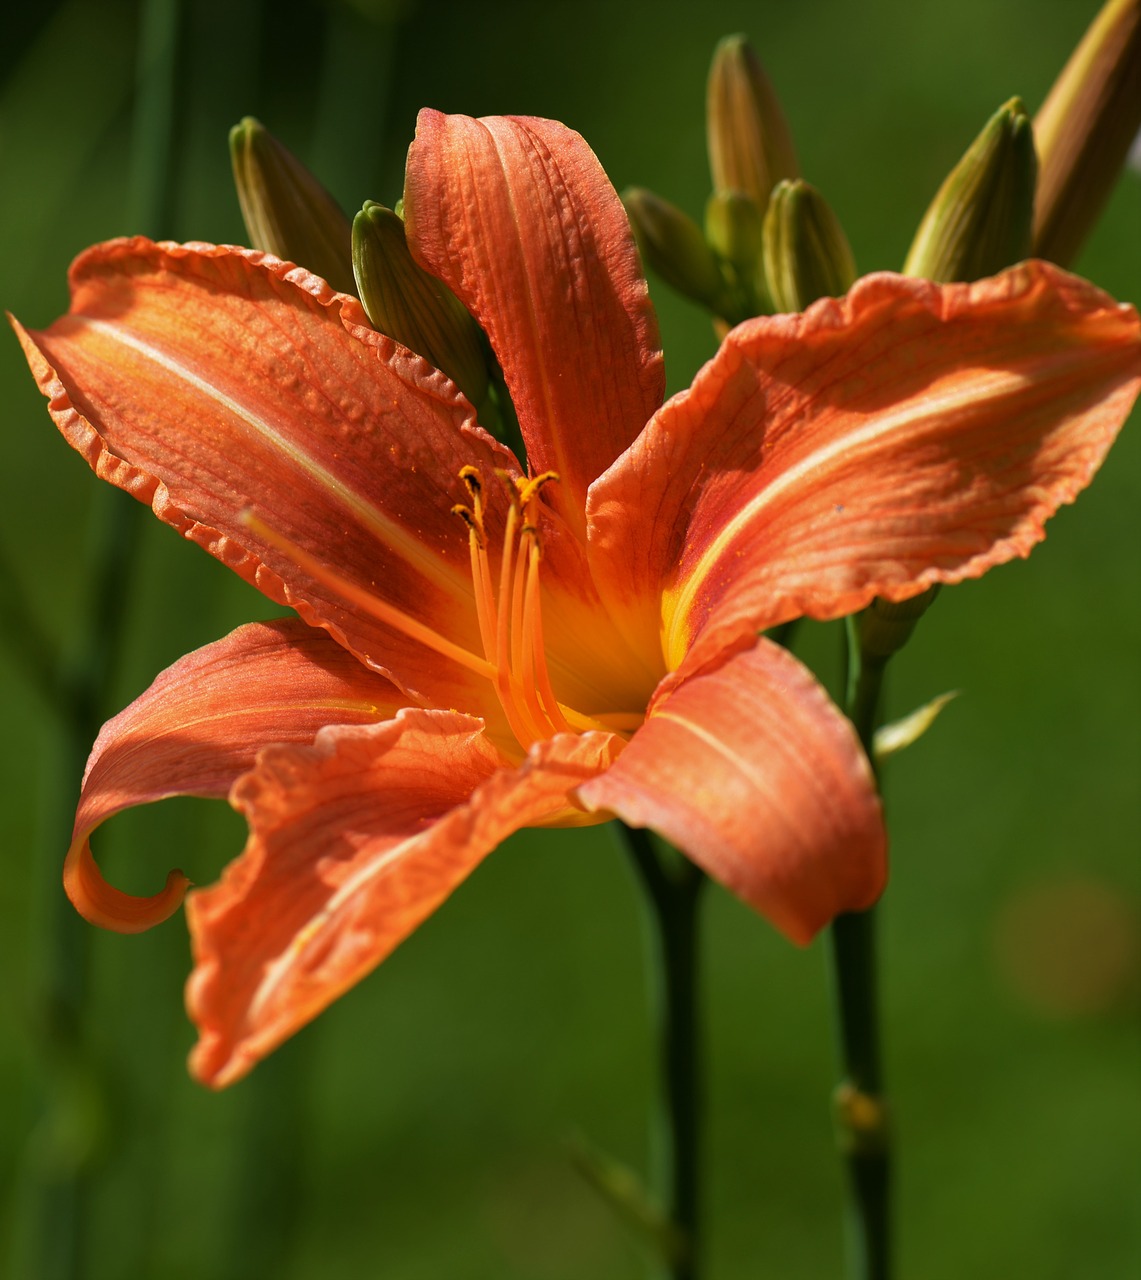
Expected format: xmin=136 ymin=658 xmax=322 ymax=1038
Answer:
xmin=1034 ymin=0 xmax=1141 ymax=266
xmin=762 ymin=179 xmax=856 ymax=313
xmin=706 ymin=34 xmax=799 ymax=212
xmin=903 ymin=98 xmax=1036 ymax=283
xmin=229 ymin=117 xmax=355 ymax=295
xmin=352 ymin=201 xmax=489 ymax=410
xmin=623 ymin=187 xmax=726 ymax=307
xmin=704 ymin=190 xmax=768 ymax=319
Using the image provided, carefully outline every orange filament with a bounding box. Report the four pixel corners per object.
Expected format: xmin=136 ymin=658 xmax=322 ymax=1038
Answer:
xmin=244 ymin=482 xmax=644 ymax=752
xmin=453 ymin=467 xmax=612 ymax=750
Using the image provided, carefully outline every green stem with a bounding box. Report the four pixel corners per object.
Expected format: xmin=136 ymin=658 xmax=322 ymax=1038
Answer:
xmin=21 ymin=2 xmax=181 ymax=1276
xmin=827 ymin=616 xmax=891 ymax=1280
xmin=620 ymin=824 xmax=706 ymax=1280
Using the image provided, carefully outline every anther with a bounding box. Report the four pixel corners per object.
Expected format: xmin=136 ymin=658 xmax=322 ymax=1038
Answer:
xmin=459 ymin=465 xmax=482 ymax=497
xmin=518 ymin=470 xmax=560 ymax=507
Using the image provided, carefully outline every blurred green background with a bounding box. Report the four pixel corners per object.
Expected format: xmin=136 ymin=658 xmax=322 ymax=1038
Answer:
xmin=1 ymin=0 xmax=1138 ymax=1276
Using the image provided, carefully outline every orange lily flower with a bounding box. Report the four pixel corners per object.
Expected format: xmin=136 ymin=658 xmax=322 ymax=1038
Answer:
xmin=12 ymin=111 xmax=1141 ymax=1087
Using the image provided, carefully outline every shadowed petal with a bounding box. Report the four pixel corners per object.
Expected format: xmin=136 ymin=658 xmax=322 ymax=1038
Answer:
xmin=405 ymin=111 xmax=664 ymax=538
xmin=578 ymin=639 xmax=885 ymax=944
xmin=588 ymin=263 xmax=1141 ymax=672
xmin=187 ymin=715 xmax=623 ymax=1087
xmin=11 ymin=239 xmax=521 ymax=715
xmin=65 ymin=619 xmax=400 ymax=933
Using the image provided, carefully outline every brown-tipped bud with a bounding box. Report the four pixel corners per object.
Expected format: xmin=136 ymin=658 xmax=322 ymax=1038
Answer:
xmin=623 ymin=187 xmax=726 ymax=306
xmin=229 ymin=117 xmax=356 ymax=294
xmin=857 ymin=587 xmax=940 ymax=661
xmin=706 ymin=34 xmax=799 ymax=211
xmin=762 ymin=179 xmax=856 ymax=313
xmin=903 ymin=98 xmax=1037 ymax=283
xmin=1033 ymin=0 xmax=1141 ymax=266
xmin=352 ymin=202 xmax=489 ymax=409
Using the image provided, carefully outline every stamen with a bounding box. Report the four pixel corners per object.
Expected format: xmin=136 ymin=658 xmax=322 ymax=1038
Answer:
xmin=521 ymin=533 xmax=572 ymax=735
xmin=451 ymin=504 xmax=483 ymax=546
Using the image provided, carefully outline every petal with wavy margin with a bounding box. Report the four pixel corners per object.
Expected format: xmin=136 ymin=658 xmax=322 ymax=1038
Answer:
xmin=588 ymin=263 xmax=1141 ymax=673
xmin=11 ymin=239 xmax=521 ymax=715
xmin=187 ymin=714 xmax=623 ymax=1087
xmin=65 ymin=618 xmax=400 ymax=933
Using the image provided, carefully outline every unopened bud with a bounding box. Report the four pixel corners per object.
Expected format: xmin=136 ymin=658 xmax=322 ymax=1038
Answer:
xmin=1033 ymin=0 xmax=1141 ymax=266
xmin=704 ymin=190 xmax=768 ymax=319
xmin=706 ymin=34 xmax=799 ymax=212
xmin=623 ymin=187 xmax=726 ymax=307
xmin=762 ymin=180 xmax=856 ymax=313
xmin=903 ymin=98 xmax=1036 ymax=283
xmin=857 ymin=587 xmax=940 ymax=661
xmin=352 ymin=202 xmax=489 ymax=410
xmin=229 ymin=117 xmax=355 ymax=294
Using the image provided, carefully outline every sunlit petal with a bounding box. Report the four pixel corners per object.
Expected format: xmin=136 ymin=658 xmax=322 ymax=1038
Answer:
xmin=588 ymin=262 xmax=1141 ymax=672
xmin=579 ymin=639 xmax=885 ymax=944
xmin=405 ymin=111 xmax=664 ymax=538
xmin=187 ymin=716 xmax=622 ymax=1087
xmin=11 ymin=239 xmax=521 ymax=712
xmin=65 ymin=619 xmax=400 ymax=932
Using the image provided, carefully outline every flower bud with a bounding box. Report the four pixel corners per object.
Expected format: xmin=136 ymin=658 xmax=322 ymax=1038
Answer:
xmin=352 ymin=201 xmax=489 ymax=410
xmin=704 ymin=190 xmax=768 ymax=319
xmin=1033 ymin=0 xmax=1141 ymax=266
xmin=903 ymin=98 xmax=1036 ymax=283
xmin=623 ymin=187 xmax=726 ymax=307
xmin=706 ymin=34 xmax=799 ymax=212
xmin=229 ymin=117 xmax=356 ymax=294
xmin=762 ymin=179 xmax=856 ymax=313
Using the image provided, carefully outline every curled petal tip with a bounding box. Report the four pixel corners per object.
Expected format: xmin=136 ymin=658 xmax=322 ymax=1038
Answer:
xmin=64 ymin=838 xmax=190 ymax=934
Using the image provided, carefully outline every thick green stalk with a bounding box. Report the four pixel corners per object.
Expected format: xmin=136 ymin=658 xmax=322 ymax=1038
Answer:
xmin=621 ymin=824 xmax=706 ymax=1280
xmin=828 ymin=617 xmax=891 ymax=1280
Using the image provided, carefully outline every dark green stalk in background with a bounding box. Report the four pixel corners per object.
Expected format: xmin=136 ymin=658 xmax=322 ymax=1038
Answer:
xmin=827 ymin=617 xmax=892 ymax=1280
xmin=620 ymin=825 xmax=707 ymax=1280
xmin=20 ymin=2 xmax=179 ymax=1276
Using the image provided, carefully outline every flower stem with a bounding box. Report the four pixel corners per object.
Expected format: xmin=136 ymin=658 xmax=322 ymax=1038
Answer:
xmin=620 ymin=824 xmax=706 ymax=1280
xmin=828 ymin=616 xmax=892 ymax=1280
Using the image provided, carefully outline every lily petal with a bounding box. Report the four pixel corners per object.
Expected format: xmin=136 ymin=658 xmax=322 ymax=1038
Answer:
xmin=405 ymin=111 xmax=664 ymax=538
xmin=66 ymin=619 xmax=399 ymax=933
xmin=11 ymin=239 xmax=522 ymax=714
xmin=187 ymin=715 xmax=623 ymax=1088
xmin=588 ymin=263 xmax=1141 ymax=672
xmin=578 ymin=638 xmax=885 ymax=944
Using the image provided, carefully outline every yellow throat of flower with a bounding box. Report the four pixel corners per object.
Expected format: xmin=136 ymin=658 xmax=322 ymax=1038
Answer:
xmin=453 ymin=466 xmax=632 ymax=750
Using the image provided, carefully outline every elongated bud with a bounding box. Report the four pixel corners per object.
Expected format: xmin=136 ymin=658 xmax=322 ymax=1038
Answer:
xmin=903 ymin=98 xmax=1037 ymax=283
xmin=352 ymin=202 xmax=489 ymax=409
xmin=1034 ymin=0 xmax=1141 ymax=265
xmin=623 ymin=187 xmax=726 ymax=307
xmin=857 ymin=587 xmax=940 ymax=661
xmin=762 ymin=179 xmax=856 ymax=312
xmin=229 ymin=117 xmax=355 ymax=294
xmin=704 ymin=190 xmax=768 ymax=319
xmin=707 ymin=34 xmax=799 ymax=211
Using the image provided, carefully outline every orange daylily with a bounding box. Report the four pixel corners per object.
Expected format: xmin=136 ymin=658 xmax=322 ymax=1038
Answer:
xmin=12 ymin=111 xmax=1141 ymax=1087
